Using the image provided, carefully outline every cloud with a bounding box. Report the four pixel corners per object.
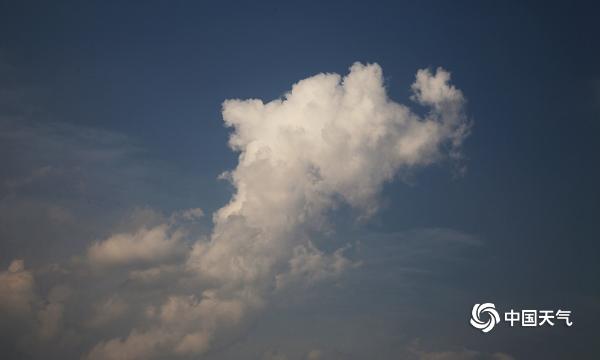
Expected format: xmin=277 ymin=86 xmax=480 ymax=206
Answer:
xmin=188 ymin=62 xmax=468 ymax=287
xmin=0 ymin=260 xmax=35 ymax=316
xmin=0 ymin=114 xmax=210 ymax=266
xmin=1 ymin=62 xmax=471 ymax=358
xmin=275 ymin=242 xmax=357 ymax=290
xmin=85 ymin=328 xmax=170 ymax=360
xmin=37 ymin=302 xmax=64 ymax=340
xmin=85 ymin=291 xmax=249 ymax=359
xmin=174 ymin=208 xmax=205 ymax=221
xmin=83 ymin=62 xmax=469 ymax=358
xmin=127 ymin=264 xmax=180 ymax=284
xmin=87 ymin=224 xmax=186 ymax=268
xmin=178 ymin=62 xmax=469 ymax=356
xmin=87 ymin=295 xmax=128 ymax=328
xmin=0 ymin=261 xmax=73 ymax=354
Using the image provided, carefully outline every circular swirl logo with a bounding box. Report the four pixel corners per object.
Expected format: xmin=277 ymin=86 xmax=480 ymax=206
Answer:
xmin=470 ymin=303 xmax=500 ymax=333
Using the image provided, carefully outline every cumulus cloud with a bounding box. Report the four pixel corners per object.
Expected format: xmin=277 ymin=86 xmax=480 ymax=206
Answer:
xmin=0 ymin=260 xmax=74 ymax=353
xmin=35 ymin=285 xmax=70 ymax=341
xmin=1 ymin=62 xmax=471 ymax=358
xmin=87 ymin=295 xmax=129 ymax=328
xmin=175 ymin=62 xmax=469 ymax=356
xmin=87 ymin=224 xmax=186 ymax=268
xmin=37 ymin=301 xmax=64 ymax=340
xmin=85 ymin=291 xmax=250 ymax=359
xmin=83 ymin=62 xmax=469 ymax=358
xmin=127 ymin=264 xmax=180 ymax=284
xmin=188 ymin=63 xmax=468 ymax=287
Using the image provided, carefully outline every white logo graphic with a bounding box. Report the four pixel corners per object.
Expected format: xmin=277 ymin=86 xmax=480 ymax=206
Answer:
xmin=470 ymin=303 xmax=500 ymax=333
xmin=469 ymin=303 xmax=573 ymax=333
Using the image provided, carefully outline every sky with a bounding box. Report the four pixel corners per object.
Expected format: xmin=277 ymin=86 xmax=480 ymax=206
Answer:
xmin=0 ymin=1 xmax=599 ymax=359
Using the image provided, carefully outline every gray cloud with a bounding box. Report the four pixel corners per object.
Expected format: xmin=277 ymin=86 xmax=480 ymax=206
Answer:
xmin=0 ymin=260 xmax=35 ymax=316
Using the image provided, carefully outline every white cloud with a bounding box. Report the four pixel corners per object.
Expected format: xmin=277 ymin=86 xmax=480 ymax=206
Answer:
xmin=179 ymin=62 xmax=469 ymax=356
xmin=188 ymin=62 xmax=468 ymax=290
xmin=87 ymin=224 xmax=186 ymax=267
xmin=87 ymin=207 xmax=205 ymax=269
xmin=27 ymin=62 xmax=470 ymax=359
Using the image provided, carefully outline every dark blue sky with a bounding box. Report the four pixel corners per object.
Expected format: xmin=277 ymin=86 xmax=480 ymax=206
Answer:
xmin=1 ymin=1 xmax=599 ymax=359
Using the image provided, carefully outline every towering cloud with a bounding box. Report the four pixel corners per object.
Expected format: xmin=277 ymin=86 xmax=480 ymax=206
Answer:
xmin=188 ymin=63 xmax=468 ymax=293
xmin=1 ymin=62 xmax=470 ymax=359
xmin=87 ymin=62 xmax=470 ymax=358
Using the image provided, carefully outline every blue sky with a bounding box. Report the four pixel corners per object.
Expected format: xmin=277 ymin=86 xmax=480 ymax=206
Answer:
xmin=0 ymin=1 xmax=599 ymax=359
